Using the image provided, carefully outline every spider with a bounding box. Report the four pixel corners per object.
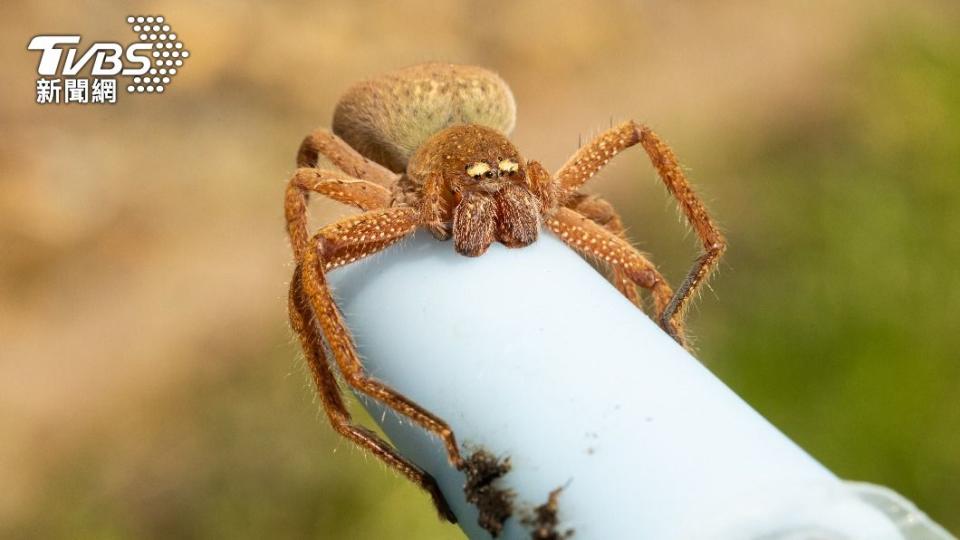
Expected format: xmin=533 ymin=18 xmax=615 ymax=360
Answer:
xmin=284 ymin=63 xmax=725 ymax=527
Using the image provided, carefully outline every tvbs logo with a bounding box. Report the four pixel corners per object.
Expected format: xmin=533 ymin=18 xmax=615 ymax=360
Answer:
xmin=27 ymin=15 xmax=189 ymax=105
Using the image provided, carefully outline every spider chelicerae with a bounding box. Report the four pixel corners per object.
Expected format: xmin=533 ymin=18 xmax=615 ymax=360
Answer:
xmin=284 ymin=63 xmax=725 ymax=529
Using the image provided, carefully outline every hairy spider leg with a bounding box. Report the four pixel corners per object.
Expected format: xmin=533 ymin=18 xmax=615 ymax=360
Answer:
xmin=297 ymin=127 xmax=398 ymax=186
xmin=285 ymin=168 xmax=392 ymax=260
xmin=298 ymin=208 xmax=465 ymax=471
xmin=564 ymin=193 xmax=647 ymax=309
xmin=526 ymin=159 xmax=557 ymax=209
xmin=288 ymin=266 xmax=456 ymax=522
xmin=285 ymin=177 xmax=462 ymax=519
xmin=546 ymin=206 xmax=682 ymax=345
xmin=554 ymin=121 xmax=726 ymax=344
xmin=418 ymin=172 xmax=453 ymax=241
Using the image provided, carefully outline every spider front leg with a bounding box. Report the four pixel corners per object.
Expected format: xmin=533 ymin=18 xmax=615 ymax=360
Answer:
xmin=546 ymin=207 xmax=683 ymax=344
xmin=297 ymin=127 xmax=398 ymax=186
xmin=565 ymin=193 xmax=646 ymax=309
xmin=529 ymin=160 xmax=674 ymax=329
xmin=284 ymin=167 xmax=392 ymax=260
xmin=298 ymin=208 xmax=465 ymax=470
xmin=554 ymin=121 xmax=726 ymax=342
xmin=288 ymin=265 xmax=456 ymax=522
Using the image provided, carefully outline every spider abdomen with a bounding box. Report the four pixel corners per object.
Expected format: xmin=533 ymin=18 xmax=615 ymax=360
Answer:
xmin=332 ymin=63 xmax=516 ymax=173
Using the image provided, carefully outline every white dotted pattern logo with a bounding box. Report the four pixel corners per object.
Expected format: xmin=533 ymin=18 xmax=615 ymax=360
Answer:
xmin=27 ymin=15 xmax=189 ymax=104
xmin=125 ymin=15 xmax=189 ymax=94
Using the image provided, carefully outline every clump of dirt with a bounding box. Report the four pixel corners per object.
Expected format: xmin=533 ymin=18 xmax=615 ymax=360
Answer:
xmin=523 ymin=487 xmax=574 ymax=539
xmin=462 ymin=449 xmax=514 ymax=536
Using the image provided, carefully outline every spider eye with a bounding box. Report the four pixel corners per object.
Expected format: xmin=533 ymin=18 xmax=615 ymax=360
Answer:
xmin=465 ymin=162 xmax=491 ymax=179
xmin=498 ymin=159 xmax=519 ymax=175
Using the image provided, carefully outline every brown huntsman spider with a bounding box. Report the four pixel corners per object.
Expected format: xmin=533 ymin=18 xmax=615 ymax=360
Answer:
xmin=284 ymin=63 xmax=725 ymax=527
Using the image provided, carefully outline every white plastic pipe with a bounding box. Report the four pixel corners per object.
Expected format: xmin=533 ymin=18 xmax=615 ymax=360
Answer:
xmin=328 ymin=231 xmax=955 ymax=540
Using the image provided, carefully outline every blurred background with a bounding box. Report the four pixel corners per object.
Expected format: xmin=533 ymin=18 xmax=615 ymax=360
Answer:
xmin=1 ymin=0 xmax=958 ymax=538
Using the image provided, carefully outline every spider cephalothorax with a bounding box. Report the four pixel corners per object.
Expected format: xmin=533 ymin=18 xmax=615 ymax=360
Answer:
xmin=406 ymin=124 xmax=544 ymax=255
xmin=284 ymin=63 xmax=725 ymax=534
